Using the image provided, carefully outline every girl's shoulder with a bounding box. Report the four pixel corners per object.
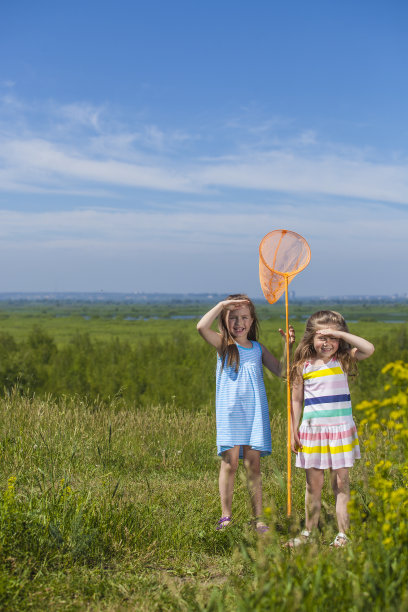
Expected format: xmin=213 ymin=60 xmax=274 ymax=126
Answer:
xmin=252 ymin=340 xmax=264 ymax=356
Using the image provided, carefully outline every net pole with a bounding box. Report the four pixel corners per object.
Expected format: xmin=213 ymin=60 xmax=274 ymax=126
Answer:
xmin=285 ymin=274 xmax=292 ymax=517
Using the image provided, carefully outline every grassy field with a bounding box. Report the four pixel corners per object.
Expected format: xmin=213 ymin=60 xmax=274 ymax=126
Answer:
xmin=0 ymin=301 xmax=407 ymax=610
xmin=1 ymin=388 xmax=407 ymax=610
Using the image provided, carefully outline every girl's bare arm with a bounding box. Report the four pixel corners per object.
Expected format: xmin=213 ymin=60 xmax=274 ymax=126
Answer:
xmin=261 ymin=345 xmax=281 ymax=376
xmin=318 ymin=328 xmax=375 ymax=361
xmin=196 ymin=299 xmax=249 ymax=351
xmin=261 ymin=325 xmax=295 ymax=377
xmin=291 ymin=380 xmax=304 ymax=453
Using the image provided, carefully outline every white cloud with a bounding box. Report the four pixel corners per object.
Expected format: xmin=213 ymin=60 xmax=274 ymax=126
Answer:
xmin=0 ymin=95 xmax=408 ymax=205
xmin=0 ymin=138 xmax=198 ymax=193
xmin=0 ymin=94 xmax=406 ymax=295
xmin=59 ymin=102 xmax=104 ymax=131
xmin=195 ymin=152 xmax=408 ymax=204
xmin=0 ymin=131 xmax=407 ymax=205
xmin=0 ymin=202 xmax=405 ymax=249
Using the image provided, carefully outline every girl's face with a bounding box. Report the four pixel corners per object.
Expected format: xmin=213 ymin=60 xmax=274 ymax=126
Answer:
xmin=227 ymin=305 xmax=253 ymax=340
xmin=313 ymin=328 xmax=340 ymax=361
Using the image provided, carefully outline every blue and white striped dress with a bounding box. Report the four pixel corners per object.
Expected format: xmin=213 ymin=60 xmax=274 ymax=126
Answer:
xmin=216 ymin=341 xmax=272 ymax=458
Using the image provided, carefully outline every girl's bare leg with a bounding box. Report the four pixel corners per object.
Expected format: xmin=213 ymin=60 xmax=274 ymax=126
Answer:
xmin=330 ymin=467 xmax=350 ymax=533
xmin=305 ymin=468 xmax=324 ymax=531
xmin=219 ymin=446 xmax=240 ymax=518
xmin=243 ymin=446 xmax=264 ymax=526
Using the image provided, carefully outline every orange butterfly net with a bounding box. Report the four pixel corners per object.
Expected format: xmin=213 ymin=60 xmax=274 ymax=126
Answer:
xmin=259 ymin=230 xmax=311 ymax=516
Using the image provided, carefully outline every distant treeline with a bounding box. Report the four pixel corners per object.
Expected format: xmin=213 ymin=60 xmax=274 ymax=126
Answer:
xmin=0 ymin=325 xmax=407 ymax=409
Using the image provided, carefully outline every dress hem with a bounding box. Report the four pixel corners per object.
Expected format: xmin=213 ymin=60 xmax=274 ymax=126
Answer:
xmin=217 ymin=444 xmax=271 ymax=458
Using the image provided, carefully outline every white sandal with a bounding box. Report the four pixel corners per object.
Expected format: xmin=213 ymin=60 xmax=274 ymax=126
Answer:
xmin=330 ymin=532 xmax=349 ymax=547
xmin=286 ymin=529 xmax=311 ymax=547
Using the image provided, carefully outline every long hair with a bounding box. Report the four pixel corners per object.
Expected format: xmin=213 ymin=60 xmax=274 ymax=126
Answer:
xmin=290 ymin=310 xmax=357 ymax=384
xmin=218 ymin=294 xmax=259 ymax=372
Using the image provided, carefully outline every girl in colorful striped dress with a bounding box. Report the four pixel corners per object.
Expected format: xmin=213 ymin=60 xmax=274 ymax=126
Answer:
xmin=290 ymin=311 xmax=374 ymax=547
xmin=197 ymin=295 xmax=294 ymax=532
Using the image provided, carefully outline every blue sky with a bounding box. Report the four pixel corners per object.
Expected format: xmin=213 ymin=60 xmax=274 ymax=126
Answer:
xmin=1 ymin=0 xmax=407 ymax=297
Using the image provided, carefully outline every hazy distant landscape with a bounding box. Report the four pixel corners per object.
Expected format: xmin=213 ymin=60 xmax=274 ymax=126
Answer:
xmin=0 ymin=291 xmax=407 ymax=304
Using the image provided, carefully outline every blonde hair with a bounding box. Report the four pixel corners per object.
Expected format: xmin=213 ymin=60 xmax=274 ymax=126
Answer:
xmin=290 ymin=310 xmax=357 ymax=384
xmin=218 ymin=294 xmax=259 ymax=371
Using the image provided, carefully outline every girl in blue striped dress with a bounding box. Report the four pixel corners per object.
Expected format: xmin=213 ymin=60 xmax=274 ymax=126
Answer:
xmin=197 ymin=294 xmax=294 ymax=532
xmin=290 ymin=311 xmax=374 ymax=547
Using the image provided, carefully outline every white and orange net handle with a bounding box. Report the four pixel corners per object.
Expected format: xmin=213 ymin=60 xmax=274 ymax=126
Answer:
xmin=259 ymin=230 xmax=311 ymax=516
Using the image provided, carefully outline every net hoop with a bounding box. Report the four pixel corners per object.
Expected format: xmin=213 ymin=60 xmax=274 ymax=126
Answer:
xmin=259 ymin=229 xmax=311 ymax=277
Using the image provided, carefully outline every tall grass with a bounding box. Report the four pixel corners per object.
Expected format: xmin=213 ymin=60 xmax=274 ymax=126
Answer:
xmin=0 ymin=321 xmax=406 ymax=407
xmin=1 ymin=365 xmax=407 ymax=611
xmin=0 ymin=393 xmax=246 ymax=609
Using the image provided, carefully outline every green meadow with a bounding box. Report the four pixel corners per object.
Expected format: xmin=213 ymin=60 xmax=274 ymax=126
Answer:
xmin=0 ymin=301 xmax=407 ymax=610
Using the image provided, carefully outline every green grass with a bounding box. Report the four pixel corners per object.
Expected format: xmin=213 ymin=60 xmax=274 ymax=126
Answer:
xmin=0 ymin=389 xmax=406 ymax=610
xmin=0 ymin=313 xmax=201 ymax=347
xmin=0 ymin=395 xmax=243 ymax=610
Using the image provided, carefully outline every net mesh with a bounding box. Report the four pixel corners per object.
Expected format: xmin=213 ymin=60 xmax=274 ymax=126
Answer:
xmin=259 ymin=230 xmax=311 ymax=304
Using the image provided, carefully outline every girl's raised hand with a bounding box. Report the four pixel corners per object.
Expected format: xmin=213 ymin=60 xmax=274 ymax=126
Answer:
xmin=278 ymin=325 xmax=295 ymax=346
xmin=316 ymin=328 xmax=342 ymax=338
xmin=316 ymin=327 xmax=375 ymax=360
xmin=222 ymin=298 xmax=250 ymax=311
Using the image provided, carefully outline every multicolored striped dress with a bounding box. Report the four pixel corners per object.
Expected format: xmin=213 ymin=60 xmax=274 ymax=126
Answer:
xmin=216 ymin=341 xmax=272 ymax=458
xmin=295 ymin=358 xmax=360 ymax=470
